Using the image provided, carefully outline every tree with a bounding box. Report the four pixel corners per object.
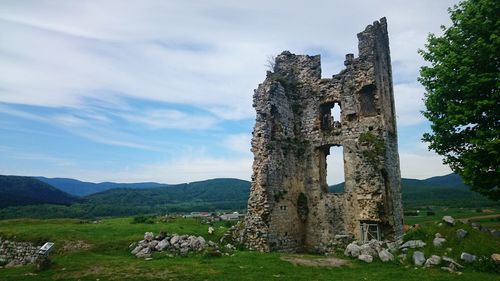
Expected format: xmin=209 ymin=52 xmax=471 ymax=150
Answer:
xmin=419 ymin=0 xmax=499 ymax=200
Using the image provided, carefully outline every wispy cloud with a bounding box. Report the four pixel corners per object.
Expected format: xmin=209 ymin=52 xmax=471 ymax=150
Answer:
xmin=119 ymin=109 xmax=218 ymax=130
xmin=222 ymin=133 xmax=252 ymax=155
xmin=0 ymin=0 xmax=460 ymax=182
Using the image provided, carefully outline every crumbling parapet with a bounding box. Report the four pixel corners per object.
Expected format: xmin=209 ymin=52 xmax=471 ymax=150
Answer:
xmin=243 ymin=18 xmax=403 ymax=252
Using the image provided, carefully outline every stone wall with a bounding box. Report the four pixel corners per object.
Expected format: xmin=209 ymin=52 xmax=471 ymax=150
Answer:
xmin=243 ymin=18 xmax=403 ymax=252
xmin=0 ymin=238 xmax=39 ymax=268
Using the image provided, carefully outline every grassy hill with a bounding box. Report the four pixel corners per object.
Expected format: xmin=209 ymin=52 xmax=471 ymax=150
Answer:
xmin=0 ymin=175 xmax=78 ymax=208
xmin=330 ymin=174 xmax=495 ymax=208
xmin=0 ymin=174 xmax=498 ymax=219
xmin=36 ymin=177 xmax=168 ymax=196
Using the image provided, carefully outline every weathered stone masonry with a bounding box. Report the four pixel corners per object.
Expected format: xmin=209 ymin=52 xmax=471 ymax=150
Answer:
xmin=243 ymin=18 xmax=403 ymax=252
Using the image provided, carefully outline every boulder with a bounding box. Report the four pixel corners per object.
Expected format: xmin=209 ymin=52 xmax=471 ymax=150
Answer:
xmin=386 ymin=241 xmax=398 ymax=253
xmin=399 ymin=240 xmax=426 ymax=249
xmin=155 ymin=239 xmax=170 ymax=251
xmin=197 ymin=237 xmax=206 ymax=249
xmin=491 ymin=230 xmax=500 ymax=237
xmin=424 ymin=255 xmax=441 ymax=267
xmin=344 ymin=242 xmax=361 ymax=257
xmin=208 ymin=227 xmax=214 ymax=235
xmin=491 ymin=253 xmax=500 ymax=263
xmin=131 ymin=245 xmax=145 ymax=255
xmin=360 ymin=243 xmax=377 ymax=256
xmin=442 ymin=216 xmax=455 ymax=226
xmin=170 ymin=235 xmax=180 ymax=245
xmin=148 ymin=240 xmax=159 ymax=250
xmin=413 ymin=251 xmax=425 ymax=266
xmin=378 ymin=249 xmax=394 ymax=262
xmin=358 ymin=254 xmax=373 ymax=263
xmin=433 ymin=237 xmax=446 ymax=247
xmin=135 ymin=247 xmax=151 ymax=258
xmin=144 ymin=232 xmax=154 ymax=242
xmin=456 ymin=229 xmax=468 ymax=239
xmin=442 ymin=256 xmax=464 ymax=268
xmin=460 ymin=252 xmax=476 ymax=263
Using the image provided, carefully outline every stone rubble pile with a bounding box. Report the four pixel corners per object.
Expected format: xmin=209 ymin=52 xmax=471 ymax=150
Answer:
xmin=129 ymin=231 xmax=228 ymax=259
xmin=0 ymin=237 xmax=40 ymax=268
xmin=343 ymin=216 xmax=499 ymax=274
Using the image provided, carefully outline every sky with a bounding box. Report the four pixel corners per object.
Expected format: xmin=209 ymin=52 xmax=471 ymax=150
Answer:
xmin=0 ymin=0 xmax=459 ymax=184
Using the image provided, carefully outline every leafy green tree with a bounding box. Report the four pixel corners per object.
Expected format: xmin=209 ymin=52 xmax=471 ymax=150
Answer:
xmin=419 ymin=0 xmax=499 ymax=200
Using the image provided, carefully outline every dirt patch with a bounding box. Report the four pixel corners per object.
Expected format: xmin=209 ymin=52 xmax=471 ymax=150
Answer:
xmin=61 ymin=240 xmax=92 ymax=252
xmin=459 ymin=214 xmax=500 ymax=223
xmin=280 ymin=255 xmax=349 ymax=267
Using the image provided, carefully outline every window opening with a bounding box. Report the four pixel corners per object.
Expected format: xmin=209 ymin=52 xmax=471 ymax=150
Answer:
xmin=360 ymin=222 xmax=380 ymax=242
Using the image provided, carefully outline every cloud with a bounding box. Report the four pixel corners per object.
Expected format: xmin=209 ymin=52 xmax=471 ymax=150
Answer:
xmin=394 ymin=83 xmax=427 ymax=126
xmin=0 ymin=103 xmax=162 ymax=151
xmin=118 ymin=109 xmax=218 ymax=130
xmin=0 ymin=0 xmax=458 ymax=121
xmin=400 ymin=152 xmax=452 ymax=179
xmin=0 ymin=0 xmax=460 ymax=182
xmin=0 ymin=145 xmax=74 ymax=167
xmin=223 ymin=133 xmax=252 ymax=154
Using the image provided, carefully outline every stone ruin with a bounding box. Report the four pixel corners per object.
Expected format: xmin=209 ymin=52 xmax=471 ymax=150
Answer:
xmin=242 ymin=18 xmax=403 ymax=252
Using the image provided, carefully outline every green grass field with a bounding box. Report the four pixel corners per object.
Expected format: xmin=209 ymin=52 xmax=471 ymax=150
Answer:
xmin=0 ymin=214 xmax=499 ymax=281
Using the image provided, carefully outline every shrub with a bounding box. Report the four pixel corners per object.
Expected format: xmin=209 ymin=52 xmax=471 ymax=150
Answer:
xmin=131 ymin=215 xmax=155 ymax=224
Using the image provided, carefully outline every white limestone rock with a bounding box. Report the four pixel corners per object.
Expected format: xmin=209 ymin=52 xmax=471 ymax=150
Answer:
xmin=413 ymin=251 xmax=425 ymax=266
xmin=358 ymin=254 xmax=373 ymax=263
xmin=442 ymin=216 xmax=455 ymax=226
xmin=378 ymin=249 xmax=394 ymax=262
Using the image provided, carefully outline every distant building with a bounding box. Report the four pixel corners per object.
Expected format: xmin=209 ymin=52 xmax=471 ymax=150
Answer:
xmin=219 ymin=212 xmax=243 ymax=221
xmin=185 ymin=212 xmax=211 ymax=218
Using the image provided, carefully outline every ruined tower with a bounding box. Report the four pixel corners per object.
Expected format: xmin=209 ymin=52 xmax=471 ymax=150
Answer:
xmin=243 ymin=18 xmax=403 ymax=252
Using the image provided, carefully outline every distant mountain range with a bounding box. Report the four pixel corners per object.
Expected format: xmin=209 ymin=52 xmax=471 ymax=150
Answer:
xmin=0 ymin=175 xmax=79 ymax=208
xmin=0 ymin=173 xmax=498 ymax=219
xmin=36 ymin=177 xmax=168 ymax=196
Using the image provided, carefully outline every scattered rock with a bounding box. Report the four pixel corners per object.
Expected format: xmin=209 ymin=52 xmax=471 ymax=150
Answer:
xmin=460 ymin=252 xmax=476 ymax=263
xmin=386 ymin=241 xmax=398 ymax=253
xmin=0 ymin=238 xmax=40 ymax=267
xmin=135 ymin=247 xmax=151 ymax=258
xmin=442 ymin=256 xmax=464 ymax=268
xmin=442 ymin=216 xmax=455 ymax=226
xmin=435 ymin=233 xmax=442 ymax=238
xmin=456 ymin=229 xmax=468 ymax=239
xmin=170 ymin=235 xmax=180 ymax=245
xmin=433 ymin=237 xmax=446 ymax=247
xmin=399 ymin=240 xmax=426 ymax=249
xmin=413 ymin=251 xmax=425 ymax=266
xmin=378 ymin=249 xmax=394 ymax=262
xmin=155 ymin=238 xmax=170 ymax=251
xmin=208 ymin=227 xmax=214 ymax=235
xmin=131 ymin=231 xmax=218 ymax=258
xmin=424 ymin=255 xmax=441 ymax=267
xmin=144 ymin=232 xmax=154 ymax=242
xmin=491 ymin=253 xmax=500 ymax=263
xmin=344 ymin=242 xmax=361 ymax=258
xmin=358 ymin=254 xmax=373 ymax=263
xmin=360 ymin=243 xmax=377 ymax=256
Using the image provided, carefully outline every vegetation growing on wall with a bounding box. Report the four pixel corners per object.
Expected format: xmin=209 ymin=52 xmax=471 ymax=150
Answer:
xmin=359 ymin=131 xmax=386 ymax=166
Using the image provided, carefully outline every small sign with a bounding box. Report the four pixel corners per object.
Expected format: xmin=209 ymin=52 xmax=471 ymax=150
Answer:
xmin=37 ymin=242 xmax=55 ymax=256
